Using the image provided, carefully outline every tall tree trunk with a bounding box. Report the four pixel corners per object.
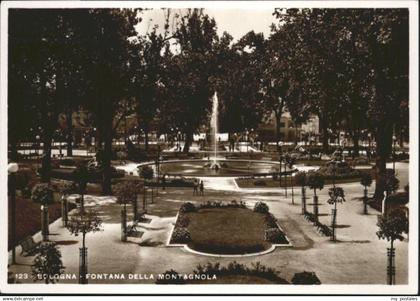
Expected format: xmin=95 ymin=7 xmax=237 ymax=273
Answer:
xmin=275 ymin=110 xmax=281 ymax=152
xmin=374 ymin=122 xmax=393 ymax=199
xmin=352 ymin=129 xmax=360 ymax=157
xmin=183 ymin=129 xmax=193 ymax=153
xmin=321 ymin=118 xmax=329 ymax=154
xmin=66 ymin=110 xmax=73 ymax=157
xmin=101 ymin=116 xmax=113 ymax=195
xmin=144 ymin=127 xmax=149 ymax=152
xmin=41 ymin=128 xmax=53 ymax=183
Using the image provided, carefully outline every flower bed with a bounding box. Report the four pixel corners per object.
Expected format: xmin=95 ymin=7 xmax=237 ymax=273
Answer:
xmin=170 ymin=201 xmax=289 ymax=255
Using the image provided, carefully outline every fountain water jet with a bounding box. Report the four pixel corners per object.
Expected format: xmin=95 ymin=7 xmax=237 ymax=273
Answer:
xmin=209 ymin=92 xmax=221 ymax=169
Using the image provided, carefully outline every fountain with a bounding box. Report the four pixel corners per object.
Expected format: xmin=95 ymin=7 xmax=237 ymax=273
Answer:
xmin=117 ymin=92 xmax=292 ymax=178
xmin=207 ymin=92 xmax=221 ymax=170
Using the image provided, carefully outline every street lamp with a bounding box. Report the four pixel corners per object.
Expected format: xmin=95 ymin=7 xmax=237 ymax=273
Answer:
xmin=245 ymin=129 xmax=249 ymax=153
xmin=367 ymin=132 xmax=372 ymax=162
xmin=156 ymin=144 xmax=161 ymax=195
xmin=392 ymin=134 xmax=397 ymax=173
xmin=8 ymin=162 xmax=19 ymax=264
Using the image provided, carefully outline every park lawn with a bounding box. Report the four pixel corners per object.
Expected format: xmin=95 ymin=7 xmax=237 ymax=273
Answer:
xmin=8 ymin=196 xmax=73 ymax=250
xmin=186 ymin=207 xmax=271 ymax=255
xmin=235 ymin=176 xmax=364 ymax=189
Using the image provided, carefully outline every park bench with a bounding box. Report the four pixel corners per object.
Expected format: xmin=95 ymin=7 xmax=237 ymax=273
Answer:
xmin=19 ymin=236 xmax=41 ymax=256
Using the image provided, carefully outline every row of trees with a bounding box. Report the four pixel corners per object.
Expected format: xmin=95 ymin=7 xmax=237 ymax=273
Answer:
xmin=9 ymin=8 xmax=409 ymax=197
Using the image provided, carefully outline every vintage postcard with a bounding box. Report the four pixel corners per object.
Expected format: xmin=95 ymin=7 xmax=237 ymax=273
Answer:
xmin=0 ymin=0 xmax=418 ymax=296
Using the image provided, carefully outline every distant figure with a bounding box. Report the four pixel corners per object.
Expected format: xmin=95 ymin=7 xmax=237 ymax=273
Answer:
xmin=199 ymin=180 xmax=204 ymax=196
xmin=162 ymin=174 xmax=166 ymax=191
xmin=214 ymin=164 xmax=219 ymax=172
xmin=193 ymin=179 xmax=199 ymax=195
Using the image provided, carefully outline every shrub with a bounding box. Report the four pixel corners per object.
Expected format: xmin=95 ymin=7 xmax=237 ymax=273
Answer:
xmin=179 ymin=202 xmax=196 ymax=213
xmin=327 ymin=187 xmax=346 ymax=205
xmin=360 ymin=172 xmax=373 ymax=187
xmin=113 ymin=180 xmax=143 ymax=205
xmin=192 ymin=261 xmax=289 ymax=284
xmin=307 ymin=172 xmax=324 ymax=191
xmin=265 ymin=228 xmax=286 ymax=243
xmin=171 ymin=227 xmax=191 ymax=243
xmin=317 ymin=161 xmax=359 ymax=179
xmin=56 ymin=181 xmax=77 ymax=196
xmin=155 ymin=269 xmax=186 ymax=284
xmin=176 ymin=214 xmax=190 ymax=228
xmin=31 ymin=183 xmax=54 ymax=206
xmin=254 ymin=179 xmax=267 ymax=186
xmin=291 ymin=271 xmax=321 ymax=285
xmin=199 ymin=200 xmax=246 ymax=209
xmin=31 ymin=242 xmax=65 ymax=284
xmin=265 ymin=214 xmax=278 ymax=228
xmin=115 ymin=150 xmax=128 ymax=160
xmin=317 ymin=223 xmax=333 ymax=237
xmin=138 ymin=165 xmax=154 ymax=180
xmin=384 ymin=174 xmax=400 ymax=195
xmin=15 ymin=168 xmax=37 ymax=197
xmin=295 ymin=171 xmax=307 ymax=187
xmin=253 ymin=201 xmax=269 ymax=214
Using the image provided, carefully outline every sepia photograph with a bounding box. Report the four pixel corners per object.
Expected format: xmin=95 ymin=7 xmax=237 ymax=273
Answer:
xmin=0 ymin=0 xmax=418 ymax=296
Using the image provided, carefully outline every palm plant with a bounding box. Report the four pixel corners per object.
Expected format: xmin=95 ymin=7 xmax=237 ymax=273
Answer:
xmin=31 ymin=183 xmax=54 ymax=241
xmin=360 ymin=173 xmax=373 ymax=214
xmin=307 ymin=172 xmax=325 ymax=221
xmin=66 ymin=208 xmax=102 ymax=284
xmin=327 ymin=186 xmax=346 ymax=241
xmin=72 ymin=163 xmax=89 ymax=209
xmin=114 ymin=180 xmax=143 ymax=241
xmin=295 ymin=171 xmax=307 ymax=214
xmin=59 ymin=182 xmax=77 ymax=227
xmin=376 ymin=208 xmax=408 ymax=285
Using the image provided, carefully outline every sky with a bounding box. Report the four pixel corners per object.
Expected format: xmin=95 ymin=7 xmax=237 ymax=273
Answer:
xmin=135 ymin=8 xmax=277 ymax=42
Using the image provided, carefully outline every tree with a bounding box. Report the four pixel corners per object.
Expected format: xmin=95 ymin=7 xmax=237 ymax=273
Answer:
xmin=360 ymin=173 xmax=373 ymax=214
xmin=31 ymin=242 xmax=65 ymax=284
xmin=138 ymin=165 xmax=154 ymax=181
xmin=31 ymin=183 xmax=54 ymax=241
xmin=295 ymin=171 xmax=307 ymax=214
xmin=72 ymin=162 xmax=89 ymax=209
xmin=384 ymin=174 xmax=400 ymax=197
xmin=307 ymin=172 xmax=325 ymax=221
xmin=114 ymin=180 xmax=143 ymax=240
xmin=58 ymin=181 xmax=77 ymax=227
xmin=273 ymin=9 xmax=349 ymax=154
xmin=218 ymin=31 xmax=265 ymax=137
xmin=327 ymin=186 xmax=346 ymax=241
xmin=8 ymin=10 xmax=91 ymax=181
xmin=366 ymin=10 xmax=408 ymax=200
xmin=129 ymin=26 xmax=169 ymax=151
xmin=165 ymin=9 xmax=219 ymax=153
xmin=376 ymin=208 xmax=408 ymax=284
xmin=66 ymin=207 xmax=102 ymax=284
xmin=82 ymin=9 xmax=140 ymax=194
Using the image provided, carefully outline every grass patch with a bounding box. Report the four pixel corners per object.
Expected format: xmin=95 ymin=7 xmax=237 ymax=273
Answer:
xmin=8 ymin=196 xmax=76 ymax=250
xmin=171 ymin=206 xmax=288 ymax=255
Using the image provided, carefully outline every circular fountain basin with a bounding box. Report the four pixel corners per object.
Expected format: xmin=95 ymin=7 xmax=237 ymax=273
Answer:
xmin=152 ymin=159 xmax=290 ymax=177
